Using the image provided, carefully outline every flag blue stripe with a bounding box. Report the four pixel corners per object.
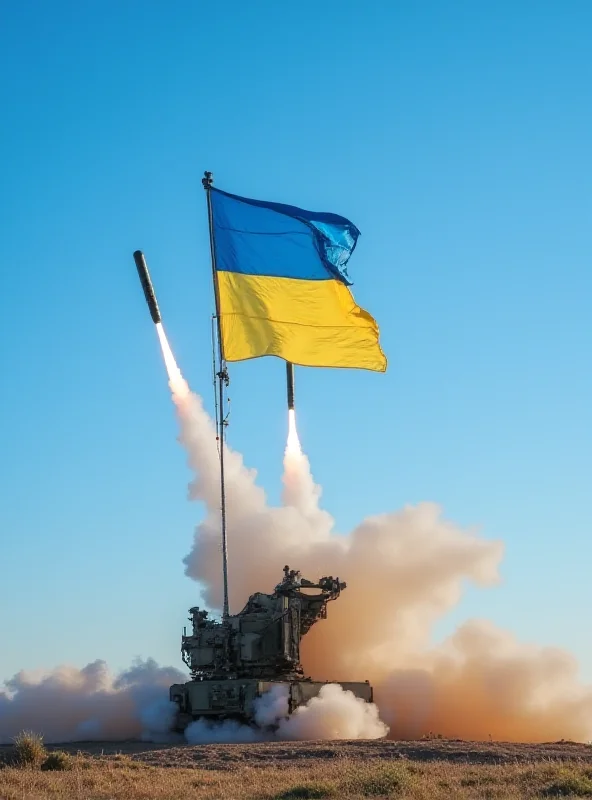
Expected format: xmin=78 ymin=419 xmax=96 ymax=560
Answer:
xmin=211 ymin=188 xmax=360 ymax=284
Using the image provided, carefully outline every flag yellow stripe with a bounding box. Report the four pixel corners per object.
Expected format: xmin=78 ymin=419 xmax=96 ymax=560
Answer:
xmin=217 ymin=271 xmax=387 ymax=371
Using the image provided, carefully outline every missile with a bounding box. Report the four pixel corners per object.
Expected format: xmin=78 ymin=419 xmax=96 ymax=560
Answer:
xmin=286 ymin=361 xmax=295 ymax=410
xmin=133 ymin=250 xmax=162 ymax=324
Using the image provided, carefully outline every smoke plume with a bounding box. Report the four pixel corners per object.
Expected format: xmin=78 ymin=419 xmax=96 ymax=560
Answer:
xmin=3 ymin=325 xmax=590 ymax=745
xmin=0 ymin=659 xmax=185 ymax=744
xmin=184 ymin=684 xmax=388 ymax=743
xmin=277 ymin=684 xmax=388 ymax=740
xmin=158 ymin=326 xmax=592 ymax=743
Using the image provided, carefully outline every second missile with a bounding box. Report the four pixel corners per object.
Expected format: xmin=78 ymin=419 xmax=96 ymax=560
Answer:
xmin=133 ymin=250 xmax=162 ymax=324
xmin=286 ymin=361 xmax=295 ymax=410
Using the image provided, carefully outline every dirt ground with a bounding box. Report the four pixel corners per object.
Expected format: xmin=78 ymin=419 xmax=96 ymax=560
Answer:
xmin=4 ymin=737 xmax=590 ymax=769
xmin=3 ymin=739 xmax=592 ymax=799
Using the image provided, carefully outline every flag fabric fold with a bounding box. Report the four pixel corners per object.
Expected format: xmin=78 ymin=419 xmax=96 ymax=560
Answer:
xmin=210 ymin=187 xmax=387 ymax=372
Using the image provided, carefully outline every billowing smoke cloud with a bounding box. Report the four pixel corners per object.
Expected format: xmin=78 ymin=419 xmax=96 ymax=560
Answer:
xmin=160 ymin=327 xmax=592 ymax=743
xmin=0 ymin=659 xmax=185 ymax=744
xmin=277 ymin=684 xmax=388 ymax=740
xmin=184 ymin=684 xmax=388 ymax=744
xmin=4 ymin=326 xmax=591 ymax=745
xmin=0 ymin=655 xmax=383 ymax=745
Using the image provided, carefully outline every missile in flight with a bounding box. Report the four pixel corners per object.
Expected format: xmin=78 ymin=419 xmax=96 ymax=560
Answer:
xmin=133 ymin=250 xmax=162 ymax=324
xmin=286 ymin=361 xmax=295 ymax=410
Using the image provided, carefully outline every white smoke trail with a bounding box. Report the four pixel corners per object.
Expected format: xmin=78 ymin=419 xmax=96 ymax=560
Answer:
xmin=0 ymin=659 xmax=185 ymax=744
xmin=282 ymin=411 xmax=333 ymax=534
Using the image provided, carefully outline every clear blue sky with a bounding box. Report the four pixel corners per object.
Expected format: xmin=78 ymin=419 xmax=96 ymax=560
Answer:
xmin=1 ymin=0 xmax=591 ymax=684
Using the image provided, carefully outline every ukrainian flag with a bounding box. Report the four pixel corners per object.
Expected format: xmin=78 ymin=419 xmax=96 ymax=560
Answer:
xmin=210 ymin=188 xmax=387 ymax=372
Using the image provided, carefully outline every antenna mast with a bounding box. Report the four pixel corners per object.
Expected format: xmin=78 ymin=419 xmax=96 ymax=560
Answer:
xmin=202 ymin=170 xmax=230 ymax=621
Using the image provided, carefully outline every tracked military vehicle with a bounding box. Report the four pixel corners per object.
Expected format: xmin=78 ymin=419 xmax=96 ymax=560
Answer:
xmin=169 ymin=565 xmax=372 ymax=729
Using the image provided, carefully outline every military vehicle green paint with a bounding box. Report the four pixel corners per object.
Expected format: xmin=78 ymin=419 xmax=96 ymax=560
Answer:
xmin=169 ymin=566 xmax=373 ymax=729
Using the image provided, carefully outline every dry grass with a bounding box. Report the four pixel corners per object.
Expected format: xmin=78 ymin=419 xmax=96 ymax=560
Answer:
xmin=2 ymin=740 xmax=592 ymax=799
xmin=12 ymin=730 xmax=47 ymax=767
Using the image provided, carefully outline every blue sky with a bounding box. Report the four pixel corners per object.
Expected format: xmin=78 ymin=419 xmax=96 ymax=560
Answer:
xmin=1 ymin=0 xmax=591 ymax=683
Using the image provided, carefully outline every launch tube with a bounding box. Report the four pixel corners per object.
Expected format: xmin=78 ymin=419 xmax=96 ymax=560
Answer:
xmin=133 ymin=250 xmax=162 ymax=324
xmin=286 ymin=361 xmax=295 ymax=410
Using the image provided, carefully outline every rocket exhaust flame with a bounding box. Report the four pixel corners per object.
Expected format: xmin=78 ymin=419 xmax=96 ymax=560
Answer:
xmin=286 ymin=409 xmax=301 ymax=455
xmin=156 ymin=323 xmax=189 ymax=400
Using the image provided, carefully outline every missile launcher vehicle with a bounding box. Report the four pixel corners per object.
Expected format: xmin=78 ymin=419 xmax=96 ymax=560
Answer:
xmin=169 ymin=565 xmax=372 ymax=730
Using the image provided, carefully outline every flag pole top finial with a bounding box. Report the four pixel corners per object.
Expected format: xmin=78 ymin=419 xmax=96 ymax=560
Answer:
xmin=202 ymin=171 xmax=213 ymax=189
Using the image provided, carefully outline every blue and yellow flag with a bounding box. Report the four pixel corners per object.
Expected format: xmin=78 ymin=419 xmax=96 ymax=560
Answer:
xmin=210 ymin=188 xmax=387 ymax=372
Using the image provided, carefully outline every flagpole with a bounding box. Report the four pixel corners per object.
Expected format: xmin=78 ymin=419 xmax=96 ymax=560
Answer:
xmin=202 ymin=170 xmax=230 ymax=622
